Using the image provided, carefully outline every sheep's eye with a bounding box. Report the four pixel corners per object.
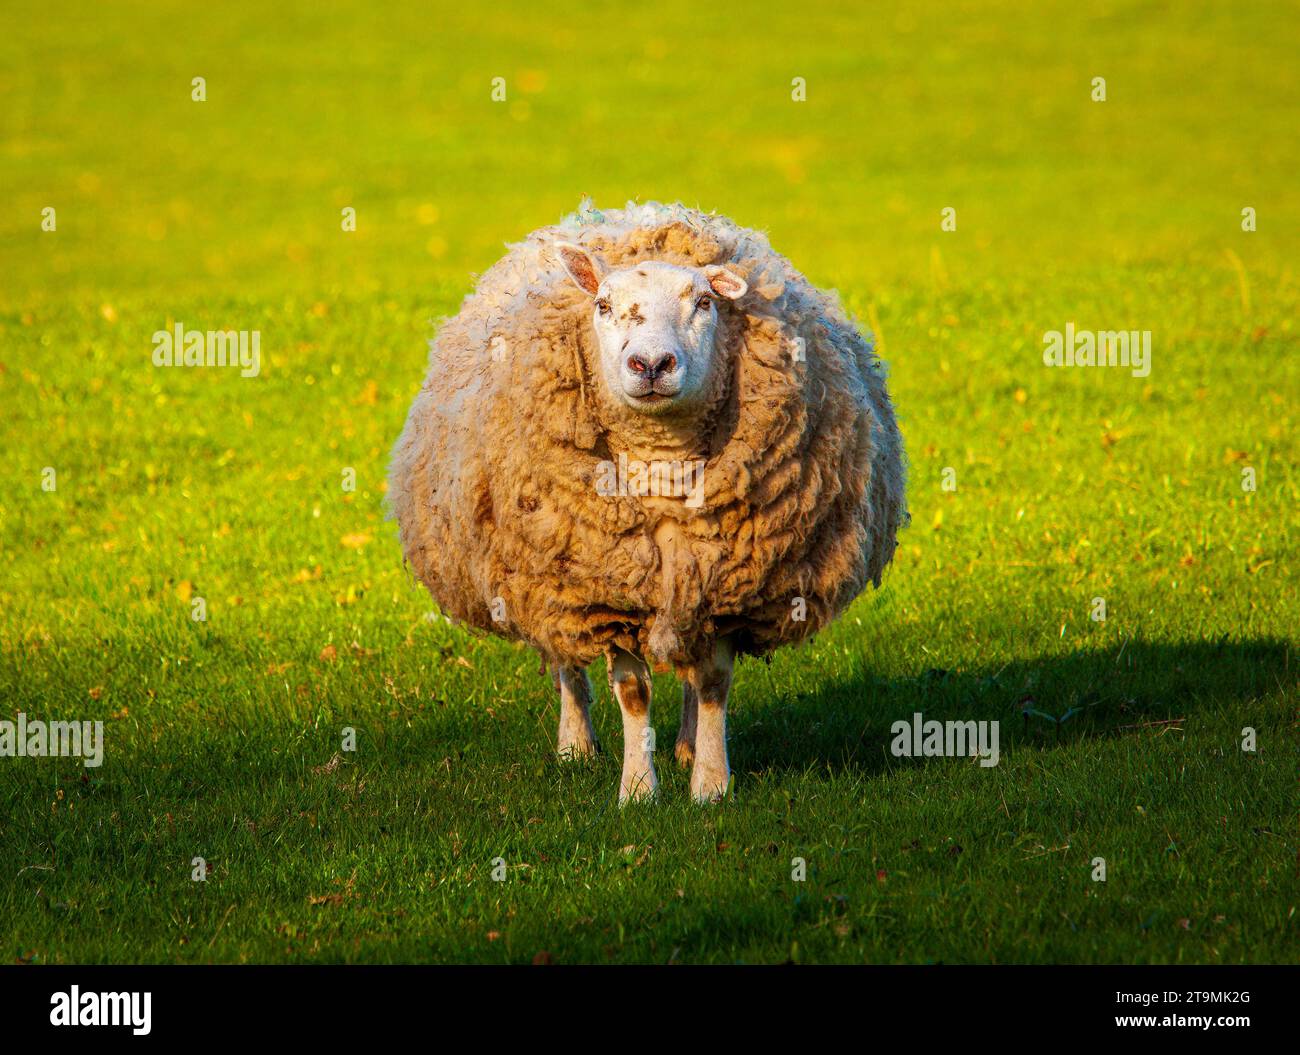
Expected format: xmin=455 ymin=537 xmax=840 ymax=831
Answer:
xmin=696 ymin=295 xmax=714 ymax=311
xmin=596 ymin=298 xmax=611 ymax=316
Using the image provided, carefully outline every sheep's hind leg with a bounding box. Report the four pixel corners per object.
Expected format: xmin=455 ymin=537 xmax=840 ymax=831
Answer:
xmin=609 ymin=649 xmax=658 ymax=804
xmin=555 ymin=666 xmax=599 ymax=759
xmin=685 ymin=640 xmax=735 ymax=803
xmin=675 ymin=682 xmax=698 ymax=768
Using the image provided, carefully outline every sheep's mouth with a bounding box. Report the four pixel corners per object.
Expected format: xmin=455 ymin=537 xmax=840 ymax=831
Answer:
xmin=624 ymin=379 xmax=682 ymax=400
xmin=626 ymin=389 xmax=682 ymax=411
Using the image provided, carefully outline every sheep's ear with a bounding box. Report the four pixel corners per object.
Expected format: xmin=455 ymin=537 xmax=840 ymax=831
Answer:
xmin=555 ymin=242 xmax=602 ymax=296
xmin=704 ymin=265 xmax=747 ymax=300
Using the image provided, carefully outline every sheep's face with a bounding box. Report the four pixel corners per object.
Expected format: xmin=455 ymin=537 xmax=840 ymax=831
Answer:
xmin=556 ymin=243 xmax=747 ymax=418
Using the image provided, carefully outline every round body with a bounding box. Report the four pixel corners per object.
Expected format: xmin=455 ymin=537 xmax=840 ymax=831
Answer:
xmin=389 ymin=202 xmax=906 ymax=669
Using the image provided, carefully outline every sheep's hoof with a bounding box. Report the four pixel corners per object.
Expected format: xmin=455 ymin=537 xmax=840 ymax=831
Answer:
xmin=690 ymin=769 xmax=730 ymax=804
xmin=673 ymin=739 xmax=694 ymax=768
xmin=557 ymin=737 xmax=601 ymax=761
xmin=618 ymin=773 xmax=659 ymax=805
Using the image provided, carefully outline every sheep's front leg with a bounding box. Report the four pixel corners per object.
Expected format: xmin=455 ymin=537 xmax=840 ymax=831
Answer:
xmin=675 ymin=682 xmax=698 ymax=768
xmin=609 ymin=649 xmax=657 ymax=803
xmin=685 ymin=640 xmax=735 ymax=803
xmin=555 ymin=665 xmax=599 ymax=759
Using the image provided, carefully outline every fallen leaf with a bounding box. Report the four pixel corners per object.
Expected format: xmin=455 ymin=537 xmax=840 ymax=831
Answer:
xmin=312 ymin=753 xmax=343 ymax=776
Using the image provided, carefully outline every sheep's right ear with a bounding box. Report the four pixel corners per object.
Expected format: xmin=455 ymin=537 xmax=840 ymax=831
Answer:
xmin=555 ymin=242 xmax=602 ymax=296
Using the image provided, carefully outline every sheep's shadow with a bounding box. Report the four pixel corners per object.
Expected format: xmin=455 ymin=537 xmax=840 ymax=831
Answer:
xmin=725 ymin=636 xmax=1293 ymax=778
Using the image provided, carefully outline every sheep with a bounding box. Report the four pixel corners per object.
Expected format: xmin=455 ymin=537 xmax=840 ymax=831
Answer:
xmin=389 ymin=201 xmax=906 ymax=804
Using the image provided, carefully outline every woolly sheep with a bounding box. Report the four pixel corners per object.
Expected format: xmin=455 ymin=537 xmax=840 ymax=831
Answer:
xmin=390 ymin=201 xmax=906 ymax=803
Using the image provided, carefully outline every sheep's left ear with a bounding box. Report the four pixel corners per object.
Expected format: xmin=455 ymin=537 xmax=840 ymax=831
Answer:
xmin=555 ymin=242 xmax=602 ymax=296
xmin=704 ymin=265 xmax=747 ymax=300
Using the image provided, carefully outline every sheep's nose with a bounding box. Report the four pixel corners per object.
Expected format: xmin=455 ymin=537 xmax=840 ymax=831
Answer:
xmin=627 ymin=351 xmax=677 ymax=379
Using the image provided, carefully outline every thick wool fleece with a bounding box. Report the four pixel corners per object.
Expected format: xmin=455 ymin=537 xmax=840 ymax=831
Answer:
xmin=389 ymin=202 xmax=906 ymax=670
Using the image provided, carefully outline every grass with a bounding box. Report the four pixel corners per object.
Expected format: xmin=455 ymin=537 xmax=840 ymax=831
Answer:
xmin=0 ymin=0 xmax=1296 ymax=963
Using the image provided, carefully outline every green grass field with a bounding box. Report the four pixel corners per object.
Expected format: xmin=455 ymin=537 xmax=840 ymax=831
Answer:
xmin=1 ymin=0 xmax=1296 ymax=964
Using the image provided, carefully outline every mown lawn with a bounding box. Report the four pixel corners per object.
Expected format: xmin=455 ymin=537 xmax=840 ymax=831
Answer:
xmin=0 ymin=0 xmax=1296 ymax=963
